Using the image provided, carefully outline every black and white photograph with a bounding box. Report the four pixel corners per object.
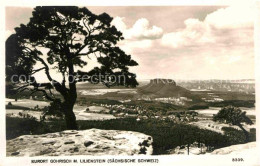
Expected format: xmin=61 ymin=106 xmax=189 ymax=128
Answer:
xmin=1 ymin=1 xmax=260 ymax=165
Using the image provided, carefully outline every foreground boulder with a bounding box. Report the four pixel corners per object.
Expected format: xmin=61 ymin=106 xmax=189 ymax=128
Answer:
xmin=211 ymin=142 xmax=256 ymax=155
xmin=6 ymin=129 xmax=153 ymax=156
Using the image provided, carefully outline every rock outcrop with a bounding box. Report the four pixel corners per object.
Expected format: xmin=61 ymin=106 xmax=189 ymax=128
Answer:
xmin=6 ymin=129 xmax=153 ymax=156
xmin=149 ymin=79 xmax=176 ymax=85
xmin=211 ymin=142 xmax=256 ymax=155
xmin=138 ymin=78 xmax=192 ymax=98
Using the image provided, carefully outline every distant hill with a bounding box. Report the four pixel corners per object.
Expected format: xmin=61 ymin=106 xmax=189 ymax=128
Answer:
xmin=76 ymin=80 xmax=150 ymax=90
xmin=176 ymin=79 xmax=255 ymax=93
xmin=77 ymin=82 xmax=129 ymax=90
xmin=138 ymin=79 xmax=193 ymax=98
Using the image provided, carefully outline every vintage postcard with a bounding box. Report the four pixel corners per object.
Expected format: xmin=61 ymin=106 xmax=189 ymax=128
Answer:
xmin=1 ymin=0 xmax=259 ymax=165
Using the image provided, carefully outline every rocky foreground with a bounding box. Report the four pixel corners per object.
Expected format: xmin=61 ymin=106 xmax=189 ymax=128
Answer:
xmin=7 ymin=129 xmax=153 ymax=156
xmin=211 ymin=142 xmax=256 ymax=155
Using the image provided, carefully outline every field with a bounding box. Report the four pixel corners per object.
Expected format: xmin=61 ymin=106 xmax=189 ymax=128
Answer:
xmin=6 ymin=104 xmax=116 ymax=121
xmin=6 ymin=98 xmax=50 ymax=108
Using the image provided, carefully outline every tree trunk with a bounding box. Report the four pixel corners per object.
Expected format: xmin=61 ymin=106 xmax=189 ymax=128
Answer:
xmin=237 ymin=123 xmax=249 ymax=143
xmin=63 ymin=57 xmax=78 ymax=130
xmin=63 ymin=100 xmax=78 ymax=130
xmin=187 ymin=143 xmax=190 ymax=155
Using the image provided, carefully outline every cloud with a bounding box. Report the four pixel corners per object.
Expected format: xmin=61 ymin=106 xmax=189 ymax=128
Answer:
xmin=119 ymin=40 xmax=153 ymax=54
xmin=161 ymin=5 xmax=255 ymax=49
xmin=204 ymin=5 xmax=255 ymax=29
xmin=161 ymin=18 xmax=214 ymax=48
xmin=111 ymin=17 xmax=127 ymax=32
xmin=112 ymin=17 xmax=163 ymax=40
xmin=120 ymin=5 xmax=255 ymax=79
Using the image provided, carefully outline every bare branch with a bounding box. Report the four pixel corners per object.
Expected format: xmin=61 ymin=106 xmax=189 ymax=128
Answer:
xmin=30 ymin=89 xmax=55 ymax=101
xmin=15 ymin=84 xmax=30 ymax=91
xmin=29 ymin=52 xmax=53 ymax=82
xmin=83 ymin=18 xmax=91 ymax=34
xmin=32 ymin=67 xmax=45 ymax=74
xmin=48 ymin=88 xmax=55 ymax=97
xmin=23 ymin=48 xmax=69 ymax=98
xmin=77 ymin=48 xmax=99 ymax=59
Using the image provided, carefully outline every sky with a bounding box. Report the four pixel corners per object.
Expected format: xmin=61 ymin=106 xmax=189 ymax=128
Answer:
xmin=5 ymin=5 xmax=256 ymax=81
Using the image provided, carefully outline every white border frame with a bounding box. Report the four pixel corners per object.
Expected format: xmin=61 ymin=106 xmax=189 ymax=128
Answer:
xmin=1 ymin=1 xmax=259 ymax=165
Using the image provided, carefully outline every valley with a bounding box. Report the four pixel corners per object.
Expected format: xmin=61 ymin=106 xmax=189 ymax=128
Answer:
xmin=5 ymin=78 xmax=256 ymax=155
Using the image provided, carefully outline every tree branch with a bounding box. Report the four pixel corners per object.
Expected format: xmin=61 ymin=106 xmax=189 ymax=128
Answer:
xmin=30 ymin=89 xmax=55 ymax=101
xmin=32 ymin=67 xmax=45 ymax=74
xmin=24 ymin=48 xmax=69 ymax=99
xmin=15 ymin=84 xmax=30 ymax=91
